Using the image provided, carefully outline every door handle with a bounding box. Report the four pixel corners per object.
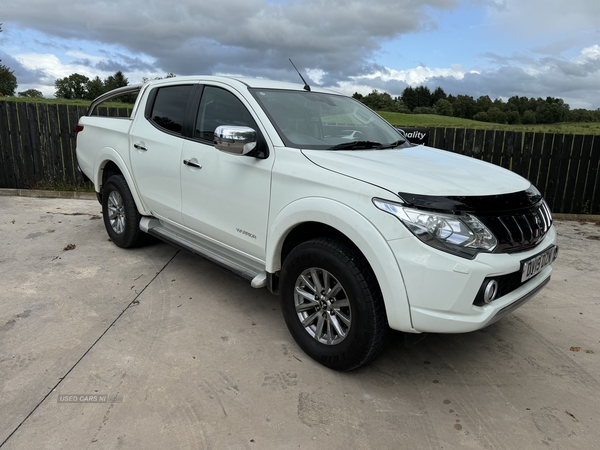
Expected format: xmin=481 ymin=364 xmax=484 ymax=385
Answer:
xmin=134 ymin=143 xmax=148 ymax=151
xmin=183 ymin=159 xmax=202 ymax=169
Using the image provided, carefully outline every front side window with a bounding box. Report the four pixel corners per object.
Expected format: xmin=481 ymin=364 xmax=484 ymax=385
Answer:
xmin=148 ymin=85 xmax=194 ymax=134
xmin=195 ymin=86 xmax=258 ymax=141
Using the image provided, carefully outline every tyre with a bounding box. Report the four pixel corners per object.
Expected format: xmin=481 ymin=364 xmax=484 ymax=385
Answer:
xmin=102 ymin=175 xmax=145 ymax=248
xmin=280 ymin=237 xmax=390 ymax=370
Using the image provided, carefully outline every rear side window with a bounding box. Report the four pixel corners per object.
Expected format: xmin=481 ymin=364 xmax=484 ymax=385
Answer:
xmin=148 ymin=85 xmax=193 ymax=134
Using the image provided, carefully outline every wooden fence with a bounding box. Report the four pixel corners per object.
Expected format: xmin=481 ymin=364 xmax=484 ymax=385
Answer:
xmin=420 ymin=127 xmax=600 ymax=215
xmin=1 ymin=101 xmax=599 ymax=214
xmin=0 ymin=101 xmax=89 ymax=190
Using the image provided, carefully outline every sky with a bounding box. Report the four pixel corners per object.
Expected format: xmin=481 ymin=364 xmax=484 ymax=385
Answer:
xmin=1 ymin=0 xmax=600 ymax=109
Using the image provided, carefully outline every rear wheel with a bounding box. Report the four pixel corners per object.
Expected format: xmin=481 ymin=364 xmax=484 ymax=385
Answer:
xmin=280 ymin=237 xmax=389 ymax=370
xmin=102 ymin=175 xmax=145 ymax=248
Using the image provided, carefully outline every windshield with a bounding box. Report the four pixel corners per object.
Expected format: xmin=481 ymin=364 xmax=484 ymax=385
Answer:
xmin=249 ymin=88 xmax=409 ymax=150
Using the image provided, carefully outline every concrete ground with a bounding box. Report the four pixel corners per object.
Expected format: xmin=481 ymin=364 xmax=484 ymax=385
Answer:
xmin=0 ymin=196 xmax=599 ymax=450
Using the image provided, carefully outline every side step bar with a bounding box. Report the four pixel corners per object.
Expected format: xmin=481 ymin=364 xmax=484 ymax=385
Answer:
xmin=140 ymin=217 xmax=267 ymax=289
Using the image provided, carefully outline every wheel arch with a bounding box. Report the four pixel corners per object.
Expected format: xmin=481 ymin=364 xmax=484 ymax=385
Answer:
xmin=266 ymin=198 xmax=414 ymax=331
xmin=93 ymin=149 xmax=150 ymax=216
xmin=280 ymin=222 xmax=356 ymax=268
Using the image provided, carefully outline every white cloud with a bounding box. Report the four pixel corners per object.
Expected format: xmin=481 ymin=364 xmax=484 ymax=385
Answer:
xmin=306 ymin=69 xmax=326 ymax=85
xmin=13 ymin=51 xmax=165 ymax=96
xmin=575 ymin=45 xmax=600 ymax=64
xmin=16 ymin=53 xmax=90 ymax=79
xmin=359 ymin=65 xmax=471 ymax=85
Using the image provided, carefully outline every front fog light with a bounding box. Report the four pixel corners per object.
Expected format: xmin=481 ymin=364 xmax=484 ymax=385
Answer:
xmin=483 ymin=280 xmax=499 ymax=304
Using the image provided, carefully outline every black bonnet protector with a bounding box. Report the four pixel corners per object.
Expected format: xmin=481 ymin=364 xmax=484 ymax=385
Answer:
xmin=398 ymin=185 xmax=543 ymax=216
xmin=398 ymin=185 xmax=551 ymax=253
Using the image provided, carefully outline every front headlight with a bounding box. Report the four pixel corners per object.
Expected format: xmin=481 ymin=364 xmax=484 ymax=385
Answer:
xmin=373 ymin=198 xmax=497 ymax=259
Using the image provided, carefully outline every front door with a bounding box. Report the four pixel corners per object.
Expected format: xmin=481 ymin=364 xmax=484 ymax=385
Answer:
xmin=181 ymin=85 xmax=274 ymax=260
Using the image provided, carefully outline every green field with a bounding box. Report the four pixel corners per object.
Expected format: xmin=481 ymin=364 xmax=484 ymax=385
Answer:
xmin=0 ymin=97 xmax=91 ymax=106
xmin=0 ymin=97 xmax=132 ymax=109
xmin=379 ymin=111 xmax=600 ymax=135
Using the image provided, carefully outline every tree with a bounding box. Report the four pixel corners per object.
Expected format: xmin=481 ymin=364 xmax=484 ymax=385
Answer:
xmin=434 ymin=99 xmax=454 ymax=117
xmin=361 ymin=90 xmax=383 ymax=110
xmin=104 ymin=71 xmax=128 ymax=92
xmin=54 ymin=73 xmax=90 ymax=99
xmin=86 ymin=76 xmax=106 ymax=100
xmin=506 ymin=110 xmax=521 ymax=125
xmin=18 ymin=89 xmax=44 ymax=98
xmin=359 ymin=90 xmax=400 ymax=112
xmin=452 ymin=95 xmax=477 ymax=119
xmin=0 ymin=63 xmax=17 ymax=96
xmin=568 ymin=109 xmax=599 ymax=123
xmin=142 ymin=73 xmax=176 ymax=83
xmin=414 ymin=86 xmax=432 ymax=108
xmin=535 ymin=98 xmax=569 ymax=124
xmin=486 ymin=107 xmax=508 ymax=124
xmin=473 ymin=111 xmax=489 ymax=122
xmin=431 ymin=87 xmax=447 ymax=105
xmin=0 ymin=21 xmax=18 ymax=96
xmin=392 ymin=98 xmax=411 ymax=113
xmin=401 ymin=86 xmax=418 ymax=111
xmin=522 ymin=110 xmax=537 ymax=125
xmin=353 ymin=90 xmax=409 ymax=113
xmin=476 ymin=95 xmax=493 ymax=114
xmin=507 ymin=96 xmax=528 ymax=115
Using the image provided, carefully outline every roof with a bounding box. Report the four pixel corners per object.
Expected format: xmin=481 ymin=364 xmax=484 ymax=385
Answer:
xmin=143 ymin=75 xmax=342 ymax=94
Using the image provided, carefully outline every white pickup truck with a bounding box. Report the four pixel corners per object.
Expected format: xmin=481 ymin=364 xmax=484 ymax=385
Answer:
xmin=76 ymin=76 xmax=558 ymax=370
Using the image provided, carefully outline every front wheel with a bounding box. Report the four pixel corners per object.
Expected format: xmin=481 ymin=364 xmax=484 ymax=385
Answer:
xmin=280 ymin=238 xmax=390 ymax=370
xmin=102 ymin=175 xmax=145 ymax=248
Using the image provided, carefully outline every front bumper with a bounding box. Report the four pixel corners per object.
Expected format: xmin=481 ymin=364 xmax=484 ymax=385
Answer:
xmin=388 ymin=225 xmax=557 ymax=334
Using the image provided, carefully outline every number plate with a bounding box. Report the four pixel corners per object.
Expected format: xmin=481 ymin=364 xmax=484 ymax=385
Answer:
xmin=521 ymin=245 xmax=558 ymax=282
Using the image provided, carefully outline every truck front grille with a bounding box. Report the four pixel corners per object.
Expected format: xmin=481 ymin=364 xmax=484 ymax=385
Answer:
xmin=481 ymin=201 xmax=552 ymax=253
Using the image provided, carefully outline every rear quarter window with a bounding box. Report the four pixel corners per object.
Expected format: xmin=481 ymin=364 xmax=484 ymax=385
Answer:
xmin=88 ymin=89 xmax=140 ymax=118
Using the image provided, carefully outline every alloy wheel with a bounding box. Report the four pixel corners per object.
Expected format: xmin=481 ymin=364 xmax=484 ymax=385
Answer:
xmin=107 ymin=190 xmax=125 ymax=234
xmin=294 ymin=267 xmax=352 ymax=345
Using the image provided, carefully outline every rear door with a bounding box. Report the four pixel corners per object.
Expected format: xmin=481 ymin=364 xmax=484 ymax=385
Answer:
xmin=180 ymin=85 xmax=274 ymax=260
xmin=129 ymin=84 xmax=195 ymax=223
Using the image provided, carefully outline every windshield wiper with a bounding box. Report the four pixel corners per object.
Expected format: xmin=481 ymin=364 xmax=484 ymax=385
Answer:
xmin=329 ymin=140 xmax=382 ymax=150
xmin=376 ymin=139 xmax=407 ymax=149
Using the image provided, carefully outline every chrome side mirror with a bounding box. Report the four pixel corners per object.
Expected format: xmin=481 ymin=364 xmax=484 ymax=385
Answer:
xmin=213 ymin=126 xmax=257 ymax=155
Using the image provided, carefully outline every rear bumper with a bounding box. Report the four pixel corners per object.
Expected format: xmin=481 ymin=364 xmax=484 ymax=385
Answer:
xmin=76 ymin=160 xmax=93 ymax=184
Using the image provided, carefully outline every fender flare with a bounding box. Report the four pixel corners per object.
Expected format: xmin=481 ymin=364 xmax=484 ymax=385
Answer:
xmin=93 ymin=148 xmax=151 ymax=216
xmin=266 ymin=197 xmax=413 ymax=331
